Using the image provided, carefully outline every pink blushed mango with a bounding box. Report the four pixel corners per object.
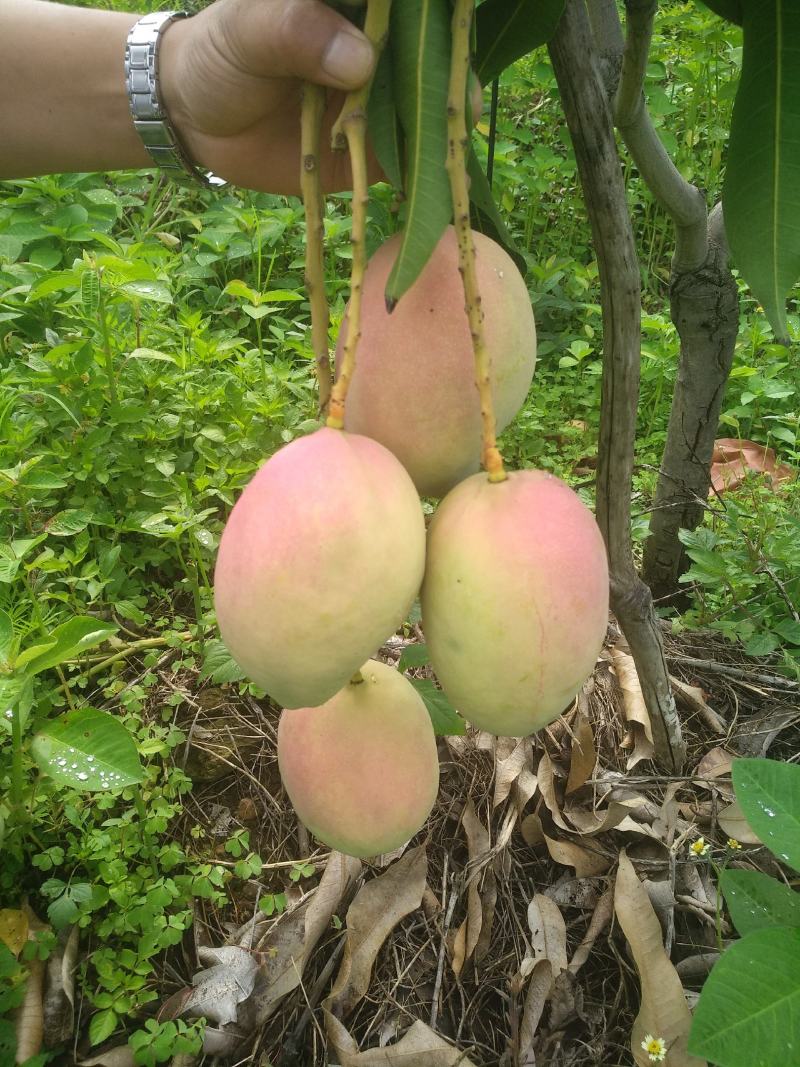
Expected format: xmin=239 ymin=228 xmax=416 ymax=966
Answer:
xmin=213 ymin=428 xmax=426 ymax=709
xmin=277 ymin=660 xmax=440 ymax=857
xmin=336 ymin=226 xmax=536 ymax=498
xmin=422 ymin=470 xmax=609 ymax=737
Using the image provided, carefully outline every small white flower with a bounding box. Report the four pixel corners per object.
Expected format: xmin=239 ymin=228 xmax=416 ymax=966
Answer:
xmin=641 ymin=1034 xmax=667 ymax=1062
xmin=690 ymin=837 xmax=710 ymax=858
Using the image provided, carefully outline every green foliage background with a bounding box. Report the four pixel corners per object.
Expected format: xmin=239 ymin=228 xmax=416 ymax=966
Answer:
xmin=1 ymin=0 xmax=799 ymax=1056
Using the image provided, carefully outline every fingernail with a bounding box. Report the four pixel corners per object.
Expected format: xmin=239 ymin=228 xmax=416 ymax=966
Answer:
xmin=323 ymin=29 xmax=374 ymax=85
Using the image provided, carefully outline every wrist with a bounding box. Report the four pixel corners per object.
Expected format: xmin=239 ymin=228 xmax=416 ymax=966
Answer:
xmin=157 ymin=15 xmax=206 ymax=174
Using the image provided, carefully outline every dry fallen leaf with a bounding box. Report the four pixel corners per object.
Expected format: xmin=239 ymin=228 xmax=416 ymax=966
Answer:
xmin=670 ymin=677 xmax=726 ymax=735
xmin=518 ymin=958 xmax=553 ymax=1064
xmin=544 ymin=835 xmax=610 ymax=878
xmin=325 ymin=1012 xmax=480 ymax=1066
xmin=611 ymin=646 xmax=655 ymax=769
xmin=537 ymin=751 xmax=573 ymax=831
xmin=13 ymin=906 xmax=48 ymax=1064
xmin=43 ymin=924 xmax=78 ymax=1047
xmin=327 ymin=845 xmax=427 ymax=1017
xmin=451 ymin=801 xmax=491 ymax=977
xmin=710 ymin=437 xmax=794 ymax=493
xmin=614 ymin=851 xmax=706 ymax=1067
xmin=78 ymin=1048 xmax=136 ymax=1067
xmin=521 ymin=812 xmax=545 ymax=848
xmin=527 ymin=894 xmax=568 ymax=976
xmin=493 ymin=738 xmax=529 ymax=807
xmin=569 ymin=887 xmax=614 ymax=974
xmin=717 ymin=800 xmax=763 ymax=845
xmin=0 ymin=910 xmax=28 ymax=958
xmin=692 ymin=747 xmax=735 ymax=800
xmin=566 ymin=711 xmax=597 ymax=794
xmin=183 ymin=947 xmax=260 ymax=1027
xmin=565 ymin=800 xmax=632 ymax=836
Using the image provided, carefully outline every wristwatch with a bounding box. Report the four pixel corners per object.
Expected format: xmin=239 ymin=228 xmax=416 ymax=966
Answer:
xmin=124 ymin=11 xmax=226 ymax=188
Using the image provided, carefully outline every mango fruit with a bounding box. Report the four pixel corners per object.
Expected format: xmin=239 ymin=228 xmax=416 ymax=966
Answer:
xmin=277 ymin=659 xmax=439 ymax=857
xmin=214 ymin=427 xmax=426 ymax=709
xmin=336 ymin=226 xmax=536 ymax=497
xmin=422 ymin=470 xmax=608 ymax=737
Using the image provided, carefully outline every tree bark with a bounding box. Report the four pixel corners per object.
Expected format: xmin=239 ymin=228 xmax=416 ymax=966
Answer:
xmin=642 ymin=210 xmax=740 ymax=604
xmin=548 ymin=0 xmax=686 ymax=770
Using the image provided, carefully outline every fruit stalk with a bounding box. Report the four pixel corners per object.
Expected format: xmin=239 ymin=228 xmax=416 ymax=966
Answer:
xmin=445 ymin=0 xmax=506 ymax=482
xmin=326 ymin=0 xmax=391 ymax=430
xmin=300 ymin=82 xmax=333 ymax=413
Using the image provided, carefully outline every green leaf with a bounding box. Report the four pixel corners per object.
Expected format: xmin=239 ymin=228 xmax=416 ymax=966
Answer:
xmin=733 ymin=758 xmax=800 ymax=870
xmin=128 ymin=347 xmax=178 ymax=365
xmin=200 ymin=639 xmax=245 ymax=684
xmin=720 ymin=869 xmax=800 ymax=935
xmin=385 ymin=0 xmax=453 ymax=306
xmin=0 ymin=608 xmax=12 ymax=663
xmin=476 ymin=0 xmax=566 ymax=84
xmin=80 ymin=270 xmax=100 ymax=318
xmin=26 ymin=269 xmax=80 ymax=301
xmin=89 ymin=1008 xmax=118 ymax=1047
xmin=466 ymin=147 xmax=527 ymax=275
xmin=46 ymin=509 xmax=93 ymax=537
xmin=14 ymin=640 xmax=58 ymax=671
xmin=723 ymin=2 xmax=800 ymax=339
xmin=773 ymin=617 xmax=800 ymax=646
xmin=398 ymin=643 xmax=429 ymax=671
xmin=698 ymin=0 xmax=743 ymax=23
xmin=223 ymin=279 xmax=259 ymax=303
xmin=368 ymin=44 xmax=404 ymax=189
xmin=22 ymin=617 xmax=117 ymax=675
xmin=688 ymin=926 xmax=800 ymax=1066
xmin=122 ymin=280 xmax=173 ymax=304
xmin=409 ymin=678 xmax=465 ymax=736
xmin=30 ymin=707 xmax=144 ymax=791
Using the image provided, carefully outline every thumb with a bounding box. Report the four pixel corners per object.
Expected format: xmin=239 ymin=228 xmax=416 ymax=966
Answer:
xmin=213 ymin=0 xmax=376 ymax=91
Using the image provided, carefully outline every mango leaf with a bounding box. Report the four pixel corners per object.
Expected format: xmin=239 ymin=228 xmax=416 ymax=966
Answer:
xmin=698 ymin=0 xmax=742 ymax=23
xmin=0 ymin=609 xmax=12 ymax=664
xmin=467 ymin=147 xmax=527 ymax=275
xmin=30 ymin=707 xmax=144 ymax=791
xmin=720 ymin=869 xmax=800 ymax=936
xmin=367 ymin=44 xmax=404 ymax=189
xmin=688 ymin=927 xmax=800 ymax=1066
xmin=22 ymin=617 xmax=117 ymax=676
xmin=385 ymin=0 xmax=452 ymax=306
xmin=723 ymin=2 xmax=800 ymax=339
xmin=732 ymin=758 xmax=800 ymax=871
xmin=475 ymin=0 xmax=566 ymax=84
xmin=409 ymin=678 xmax=465 ymax=736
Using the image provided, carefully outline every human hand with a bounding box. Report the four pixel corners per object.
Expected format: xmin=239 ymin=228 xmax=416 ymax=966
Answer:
xmin=159 ymin=0 xmax=377 ymax=195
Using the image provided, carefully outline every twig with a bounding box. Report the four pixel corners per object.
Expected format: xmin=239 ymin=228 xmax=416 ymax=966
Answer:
xmin=430 ymin=876 xmax=459 ymax=1031
xmin=300 ymin=83 xmax=332 ymax=413
xmin=445 ymin=0 xmax=506 ymax=482
xmin=326 ymin=0 xmax=391 ymax=429
xmin=665 ymin=654 xmax=800 ymax=690
xmin=81 ymin=633 xmax=191 ymax=679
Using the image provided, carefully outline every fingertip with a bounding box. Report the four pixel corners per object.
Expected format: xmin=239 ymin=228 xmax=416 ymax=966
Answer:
xmin=321 ymin=27 xmax=375 ymax=88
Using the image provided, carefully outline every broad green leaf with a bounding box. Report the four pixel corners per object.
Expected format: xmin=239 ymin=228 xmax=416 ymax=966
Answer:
xmin=14 ymin=640 xmax=58 ymax=671
xmin=22 ymin=617 xmax=117 ymax=675
xmin=476 ymin=0 xmax=566 ymax=84
xmin=467 ymin=147 xmax=527 ymax=275
xmin=26 ymin=269 xmax=80 ymax=301
xmin=733 ymin=758 xmax=800 ymax=870
xmin=723 ymin=2 xmax=800 ymax=339
xmin=30 ymin=707 xmax=144 ymax=791
xmin=260 ymin=289 xmax=305 ymax=302
xmin=200 ymin=639 xmax=246 ymax=685
xmin=46 ymin=509 xmax=92 ymax=537
xmin=0 ymin=609 xmax=12 ymax=663
xmin=368 ymin=43 xmax=404 ymax=189
xmin=688 ymin=926 xmax=800 ymax=1066
xmin=385 ymin=0 xmax=452 ymax=306
xmin=398 ymin=643 xmax=429 ymax=671
xmin=0 ymin=235 xmax=23 ymax=264
xmin=128 ymin=347 xmax=178 ymax=365
xmin=89 ymin=1007 xmax=118 ymax=1047
xmin=409 ymin=678 xmax=466 ymax=736
xmin=699 ymin=0 xmax=743 ymax=23
xmin=223 ymin=279 xmax=259 ymax=303
xmin=122 ymin=279 xmax=173 ymax=304
xmin=720 ymin=869 xmax=800 ymax=935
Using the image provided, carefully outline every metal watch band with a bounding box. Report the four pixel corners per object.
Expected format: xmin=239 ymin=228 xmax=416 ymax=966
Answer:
xmin=124 ymin=11 xmax=225 ymax=188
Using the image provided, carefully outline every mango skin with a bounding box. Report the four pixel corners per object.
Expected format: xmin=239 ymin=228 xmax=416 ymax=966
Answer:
xmin=213 ymin=428 xmax=426 ymax=709
xmin=422 ymin=470 xmax=609 ymax=737
xmin=277 ymin=660 xmax=440 ymax=857
xmin=336 ymin=226 xmax=536 ymax=498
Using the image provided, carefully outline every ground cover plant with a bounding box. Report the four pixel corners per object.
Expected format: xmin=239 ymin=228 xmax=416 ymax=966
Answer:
xmin=1 ymin=1 xmax=799 ymax=1065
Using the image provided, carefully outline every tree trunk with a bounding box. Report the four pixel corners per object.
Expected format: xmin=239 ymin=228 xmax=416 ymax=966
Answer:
xmin=642 ymin=211 xmax=740 ymax=604
xmin=548 ymin=0 xmax=686 ymax=770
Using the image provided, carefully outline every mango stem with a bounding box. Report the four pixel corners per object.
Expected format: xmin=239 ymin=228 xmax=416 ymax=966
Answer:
xmin=326 ymin=0 xmax=392 ymax=430
xmin=300 ymin=82 xmax=332 ymax=414
xmin=445 ymin=0 xmax=507 ymax=483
